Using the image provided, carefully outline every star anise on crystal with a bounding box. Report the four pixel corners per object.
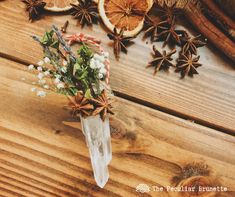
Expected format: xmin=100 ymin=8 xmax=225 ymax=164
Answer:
xmin=107 ymin=28 xmax=135 ymax=60
xmin=157 ymin=17 xmax=183 ymax=47
xmin=68 ymin=92 xmax=94 ymax=117
xmin=156 ymin=2 xmax=181 ymax=24
xmin=70 ymin=0 xmax=99 ymax=27
xmin=90 ymin=90 xmax=114 ymax=121
xmin=181 ymin=34 xmax=207 ymax=55
xmin=147 ymin=45 xmax=176 ymax=74
xmin=175 ymin=52 xmax=202 ymax=78
xmin=22 ymin=0 xmax=46 ymax=21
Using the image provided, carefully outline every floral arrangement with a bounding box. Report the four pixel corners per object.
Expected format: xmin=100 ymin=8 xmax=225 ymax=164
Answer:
xmin=28 ymin=25 xmax=114 ymax=188
xmin=29 ymin=25 xmax=114 ymax=121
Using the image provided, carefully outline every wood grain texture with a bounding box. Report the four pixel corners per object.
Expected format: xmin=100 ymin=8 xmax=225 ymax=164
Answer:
xmin=0 ymin=57 xmax=235 ymax=196
xmin=0 ymin=1 xmax=235 ymax=133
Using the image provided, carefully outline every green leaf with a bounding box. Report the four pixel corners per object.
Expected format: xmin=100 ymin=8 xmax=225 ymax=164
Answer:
xmin=41 ymin=34 xmax=49 ymax=45
xmin=82 ymin=79 xmax=89 ymax=92
xmin=51 ymin=40 xmax=59 ymax=49
xmin=74 ymin=62 xmax=81 ymax=70
xmin=77 ymin=70 xmax=88 ymax=80
xmin=40 ymin=30 xmax=55 ymax=45
xmin=48 ymin=30 xmax=54 ymax=37
xmin=77 ymin=44 xmax=93 ymax=63
xmin=85 ymin=89 xmax=92 ymax=98
xmin=68 ymin=87 xmax=77 ymax=96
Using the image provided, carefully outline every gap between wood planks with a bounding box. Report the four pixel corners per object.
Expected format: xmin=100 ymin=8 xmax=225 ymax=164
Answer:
xmin=1 ymin=56 xmax=235 ymax=196
xmin=1 ymin=52 xmax=234 ymax=137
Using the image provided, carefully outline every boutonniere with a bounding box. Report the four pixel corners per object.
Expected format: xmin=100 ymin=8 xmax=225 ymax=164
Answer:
xmin=28 ymin=25 xmax=114 ymax=188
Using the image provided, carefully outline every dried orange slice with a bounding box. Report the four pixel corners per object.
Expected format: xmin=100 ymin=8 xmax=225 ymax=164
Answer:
xmin=147 ymin=0 xmax=154 ymax=10
xmin=44 ymin=0 xmax=78 ymax=12
xmin=99 ymin=0 xmax=153 ymax=37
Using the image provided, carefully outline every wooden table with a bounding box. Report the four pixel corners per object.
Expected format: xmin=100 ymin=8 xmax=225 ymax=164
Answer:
xmin=0 ymin=1 xmax=235 ymax=197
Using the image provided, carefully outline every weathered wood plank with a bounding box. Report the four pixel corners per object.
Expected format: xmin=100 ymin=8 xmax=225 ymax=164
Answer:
xmin=0 ymin=159 xmax=85 ymax=197
xmin=0 ymin=173 xmax=60 ymax=197
xmin=0 ymin=179 xmax=42 ymax=197
xmin=0 ymin=57 xmax=234 ymax=196
xmin=0 ymin=1 xmax=235 ymax=133
xmin=0 ymin=187 xmax=23 ymax=197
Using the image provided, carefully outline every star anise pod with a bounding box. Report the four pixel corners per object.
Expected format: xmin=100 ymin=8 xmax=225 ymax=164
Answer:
xmin=175 ymin=52 xmax=202 ymax=78
xmin=181 ymin=34 xmax=207 ymax=55
xmin=90 ymin=90 xmax=114 ymax=121
xmin=22 ymin=0 xmax=46 ymax=21
xmin=70 ymin=0 xmax=99 ymax=27
xmin=147 ymin=45 xmax=176 ymax=74
xmin=144 ymin=15 xmax=167 ymax=41
xmin=107 ymin=28 xmax=135 ymax=60
xmin=68 ymin=92 xmax=94 ymax=117
xmin=157 ymin=17 xmax=183 ymax=47
xmin=156 ymin=2 xmax=181 ymax=24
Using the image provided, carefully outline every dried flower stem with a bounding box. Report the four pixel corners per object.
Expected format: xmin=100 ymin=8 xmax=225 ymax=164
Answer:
xmin=52 ymin=25 xmax=77 ymax=62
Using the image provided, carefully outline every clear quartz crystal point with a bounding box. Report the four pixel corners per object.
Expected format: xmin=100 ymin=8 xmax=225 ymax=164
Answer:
xmin=80 ymin=115 xmax=112 ymax=188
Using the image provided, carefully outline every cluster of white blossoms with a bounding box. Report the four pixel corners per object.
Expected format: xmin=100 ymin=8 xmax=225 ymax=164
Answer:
xmin=27 ymin=51 xmax=109 ymax=98
xmin=90 ymin=52 xmax=109 ymax=79
xmin=28 ymin=57 xmax=66 ymax=97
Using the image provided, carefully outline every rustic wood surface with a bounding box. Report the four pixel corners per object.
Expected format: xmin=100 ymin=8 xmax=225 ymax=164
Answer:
xmin=0 ymin=1 xmax=235 ymax=134
xmin=0 ymin=1 xmax=235 ymax=196
xmin=0 ymin=57 xmax=235 ymax=197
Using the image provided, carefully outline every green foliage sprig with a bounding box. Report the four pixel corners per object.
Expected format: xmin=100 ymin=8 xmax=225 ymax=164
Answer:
xmin=32 ymin=26 xmax=106 ymax=98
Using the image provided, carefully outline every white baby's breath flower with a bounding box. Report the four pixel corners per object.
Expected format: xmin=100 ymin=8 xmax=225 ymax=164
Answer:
xmin=44 ymin=57 xmax=50 ymax=63
xmin=90 ymin=58 xmax=96 ymax=69
xmin=100 ymin=62 xmax=106 ymax=69
xmin=93 ymin=54 xmax=99 ymax=59
xmin=54 ymin=78 xmax=60 ymax=84
xmin=39 ymin=79 xmax=46 ymax=84
xmin=44 ymin=71 xmax=50 ymax=76
xmin=61 ymin=67 xmax=67 ymax=73
xmin=98 ymin=73 xmax=103 ymax=79
xmin=62 ymin=60 xmax=68 ymax=66
xmin=56 ymin=83 xmax=64 ymax=89
xmin=37 ymin=61 xmax=44 ymax=66
xmin=31 ymin=87 xmax=36 ymax=92
xmin=37 ymin=66 xmax=43 ymax=71
xmin=94 ymin=54 xmax=105 ymax=62
xmin=28 ymin=64 xmax=34 ymax=70
xmin=55 ymin=74 xmax=61 ymax=79
xmin=43 ymin=85 xmax=49 ymax=89
xmin=37 ymin=73 xmax=44 ymax=79
xmin=37 ymin=90 xmax=46 ymax=97
xmin=99 ymin=67 xmax=107 ymax=74
xmin=96 ymin=61 xmax=104 ymax=69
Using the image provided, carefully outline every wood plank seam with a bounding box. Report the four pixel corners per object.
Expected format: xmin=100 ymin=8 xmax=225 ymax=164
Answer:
xmin=114 ymin=91 xmax=235 ymax=136
xmin=1 ymin=1 xmax=235 ymax=133
xmin=0 ymin=53 xmax=234 ymax=137
xmin=0 ymin=57 xmax=235 ymax=196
